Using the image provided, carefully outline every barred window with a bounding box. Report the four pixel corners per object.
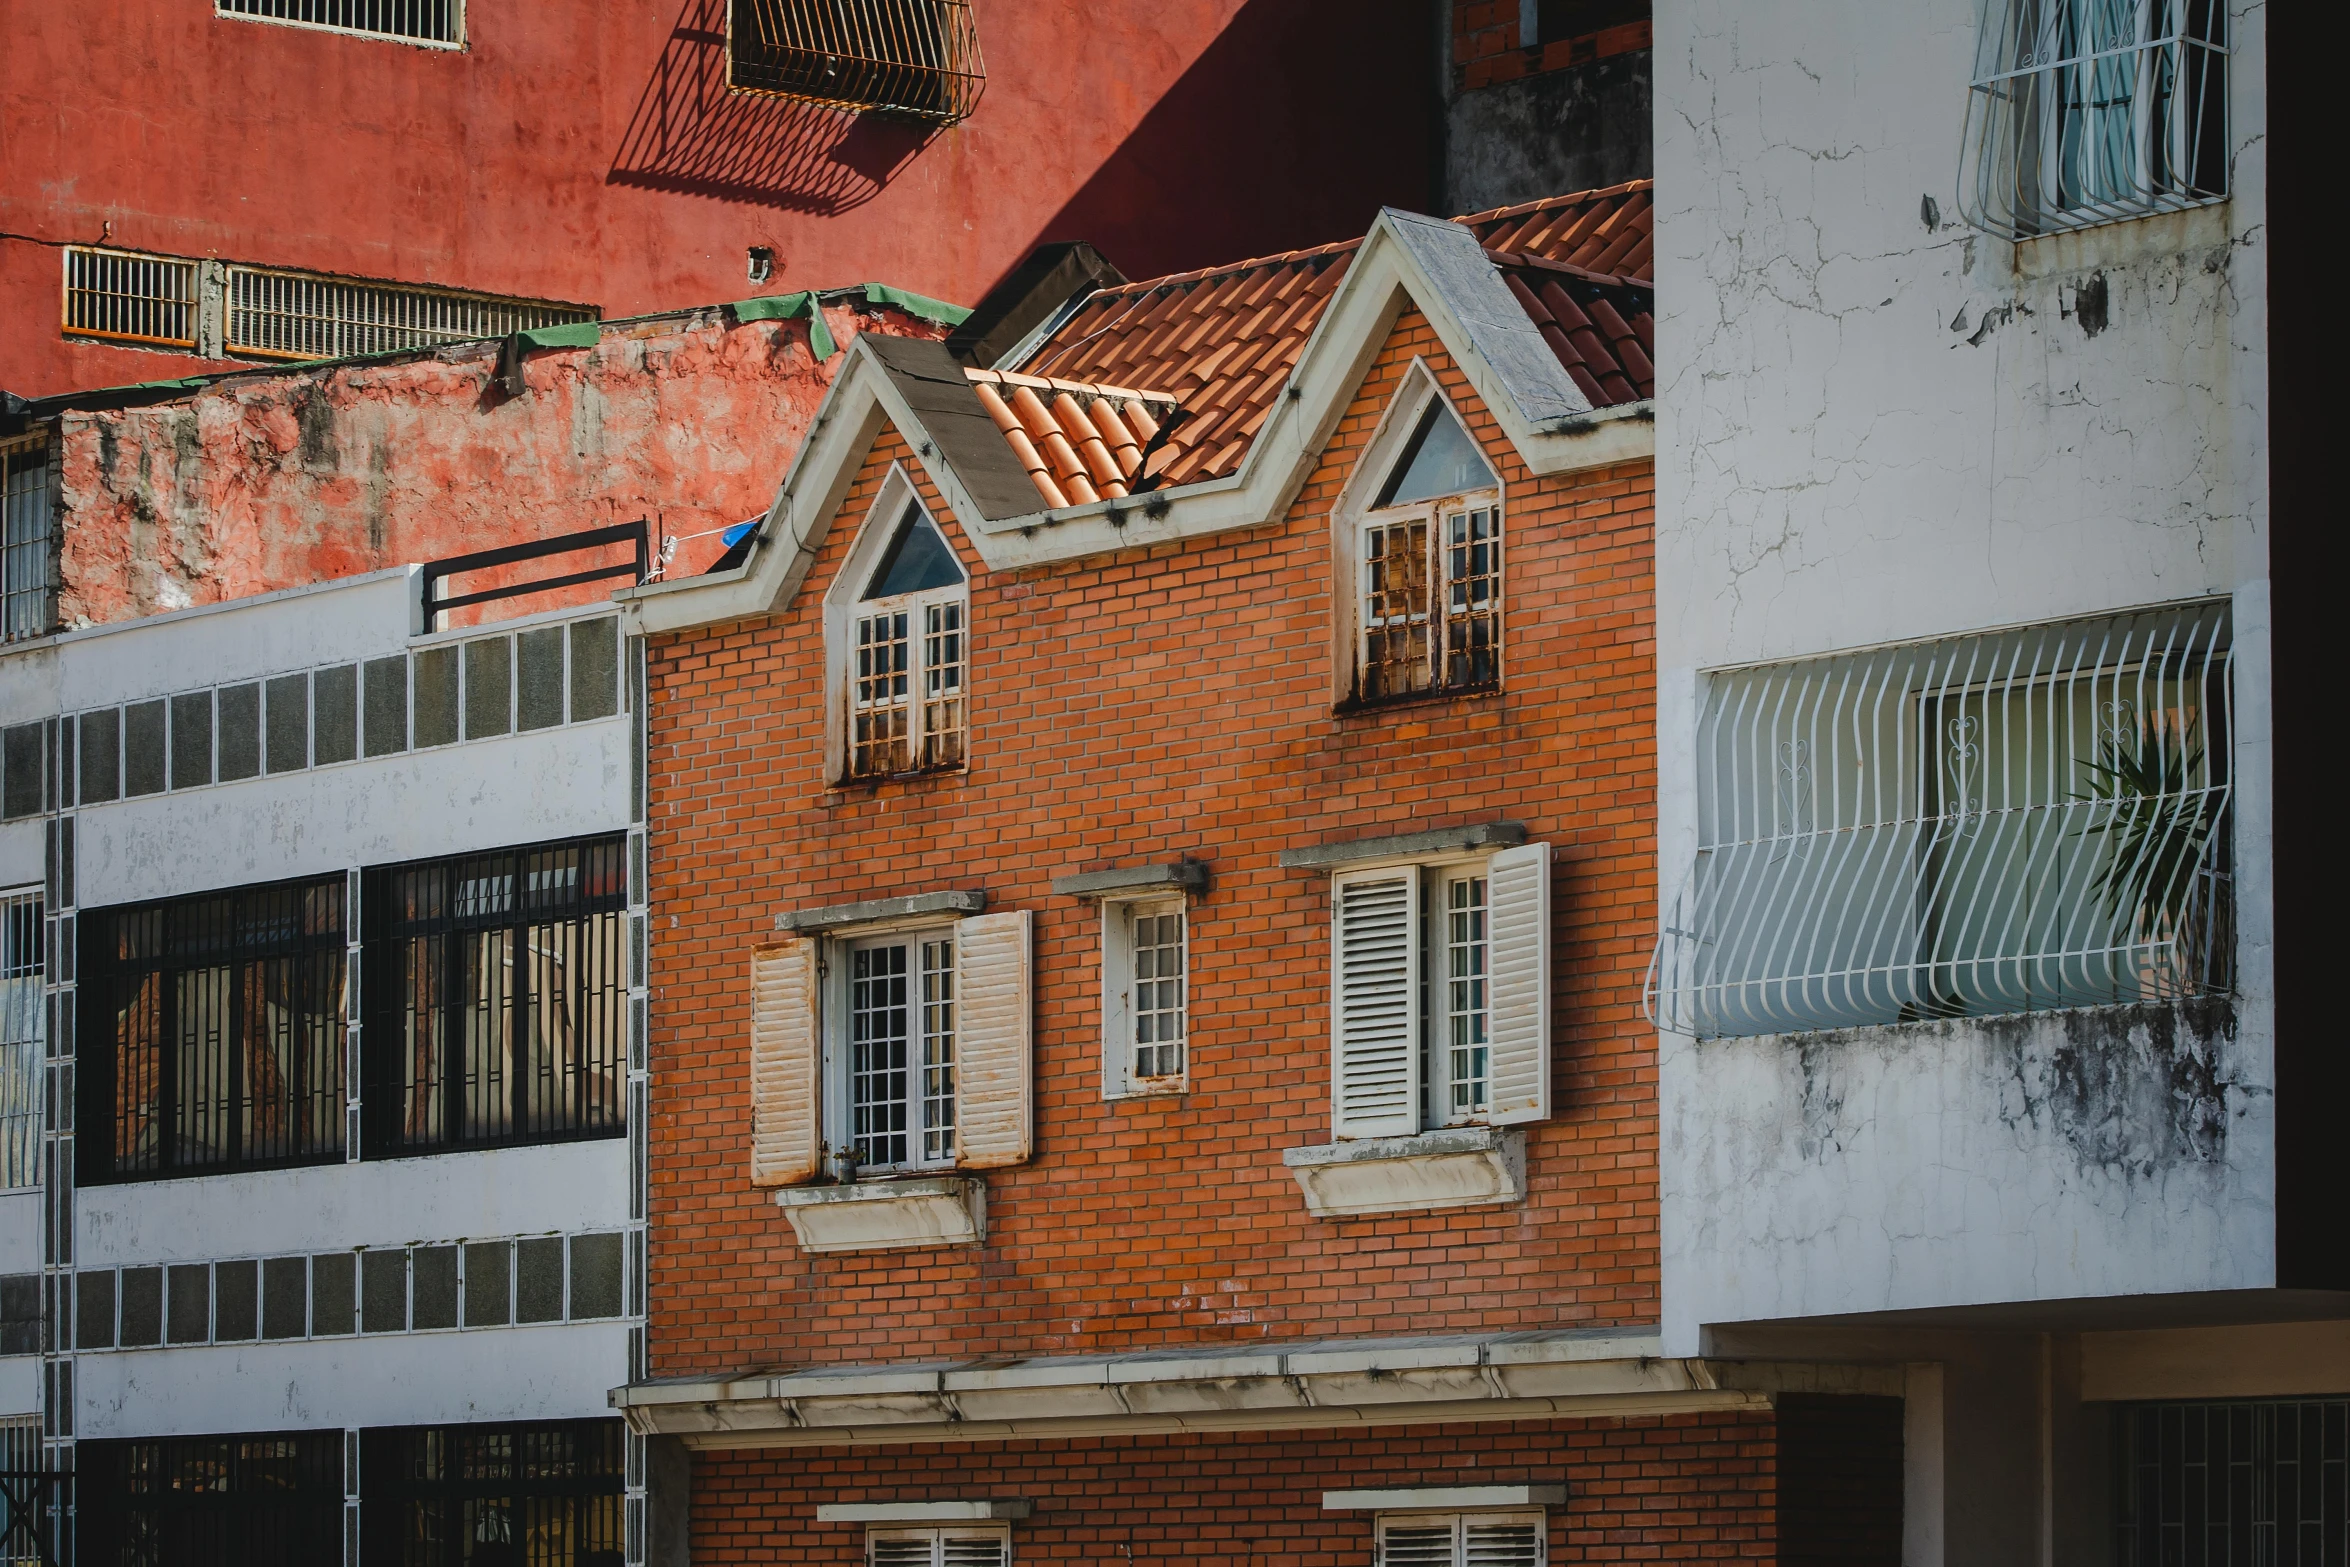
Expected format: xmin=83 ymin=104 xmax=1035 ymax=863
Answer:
xmin=1 ymin=433 xmax=57 ymax=643
xmin=364 ymin=837 xmax=627 ymax=1156
xmin=360 ymin=1420 xmax=624 ymax=1567
xmin=61 ymin=247 xmax=198 ymax=350
xmin=77 ymin=1430 xmax=344 ymax=1567
xmin=1354 ymin=396 xmax=1502 ymax=704
xmin=845 ymin=930 xmax=957 ymax=1170
xmin=0 ymin=891 xmax=40 ymax=1191
xmin=216 ymin=0 xmax=462 ymax=48
xmin=847 ymin=502 xmax=967 ymax=780
xmin=728 ymin=0 xmax=985 ymax=124
xmin=1960 ymin=0 xmax=2229 ymax=239
xmin=78 ymin=879 xmax=348 ymax=1182
xmin=2114 ymin=1400 xmax=2348 ymax=1566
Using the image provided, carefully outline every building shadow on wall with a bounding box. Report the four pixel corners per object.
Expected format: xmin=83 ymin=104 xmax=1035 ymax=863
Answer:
xmin=607 ymin=0 xmax=931 ymax=213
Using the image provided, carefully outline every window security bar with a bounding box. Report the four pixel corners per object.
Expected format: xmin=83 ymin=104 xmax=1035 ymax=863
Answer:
xmin=1645 ymin=601 xmax=2233 ymax=1039
xmin=728 ymin=0 xmax=986 ymax=124
xmin=0 ymin=893 xmax=40 ymax=1192
xmin=0 ymin=433 xmax=55 ymax=643
xmin=227 ymin=266 xmax=590 ymax=361
xmin=1958 ymin=0 xmax=2229 ymax=239
xmin=216 ymin=0 xmax=462 ymax=48
xmin=61 ymin=247 xmax=198 ymax=349
xmin=2113 ymin=1399 xmax=2349 ymax=1566
xmin=421 ymin=523 xmax=650 ymax=632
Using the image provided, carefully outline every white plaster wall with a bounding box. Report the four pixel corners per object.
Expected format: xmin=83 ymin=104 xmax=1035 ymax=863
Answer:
xmin=77 ymin=1320 xmax=629 ymax=1439
xmin=0 ymin=1355 xmax=35 ymax=1417
xmin=0 ymin=824 xmax=40 ymax=890
xmin=78 ymin=1138 xmax=626 ymax=1265
xmin=1653 ymin=0 xmax=2272 ymax=1350
xmin=0 ymin=1189 xmax=38 ymax=1276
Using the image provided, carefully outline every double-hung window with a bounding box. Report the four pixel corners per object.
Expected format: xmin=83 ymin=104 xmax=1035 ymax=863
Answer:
xmin=843 ymin=499 xmax=969 ymax=781
xmin=1351 ymin=393 xmax=1503 ymax=705
xmin=1377 ymin=1512 xmax=1545 ymax=1567
xmin=1326 ymin=841 xmax=1551 ymax=1140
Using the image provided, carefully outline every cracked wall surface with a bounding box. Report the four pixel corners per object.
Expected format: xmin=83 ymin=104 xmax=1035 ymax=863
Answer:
xmin=50 ymin=302 xmax=940 ymax=629
xmin=1651 ymin=0 xmax=2274 ymax=1348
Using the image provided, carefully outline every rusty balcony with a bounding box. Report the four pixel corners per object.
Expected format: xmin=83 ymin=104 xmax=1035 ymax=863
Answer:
xmin=727 ymin=0 xmax=985 ymax=125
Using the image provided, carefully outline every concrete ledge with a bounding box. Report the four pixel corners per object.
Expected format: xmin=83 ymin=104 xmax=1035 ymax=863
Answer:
xmin=1050 ymin=860 xmax=1210 ymax=897
xmin=776 ymin=890 xmax=984 ymax=933
xmin=816 ymin=1502 xmax=1031 ymax=1522
xmin=1283 ymin=1127 xmax=1525 ymax=1217
xmin=1279 ymin=822 xmax=1524 ymax=870
xmin=1323 ymin=1486 xmax=1567 ymax=1511
xmin=776 ymin=1177 xmax=986 ymax=1253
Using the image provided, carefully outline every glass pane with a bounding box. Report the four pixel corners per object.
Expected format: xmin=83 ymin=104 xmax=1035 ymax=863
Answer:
xmin=1376 ymin=398 xmax=1496 ymax=507
xmin=863 ymin=503 xmax=965 ymax=599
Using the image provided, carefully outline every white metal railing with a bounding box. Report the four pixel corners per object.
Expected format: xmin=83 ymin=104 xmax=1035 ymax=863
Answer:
xmin=1959 ymin=0 xmax=2229 ymax=239
xmin=216 ymin=0 xmax=462 ymax=46
xmin=1646 ymin=602 xmax=2233 ymax=1039
xmin=0 ymin=890 xmax=41 ymax=1190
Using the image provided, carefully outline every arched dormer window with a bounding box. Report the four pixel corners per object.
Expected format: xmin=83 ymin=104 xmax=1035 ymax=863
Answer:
xmin=826 ymin=469 xmax=970 ymax=782
xmin=1340 ymin=373 xmax=1503 ymax=705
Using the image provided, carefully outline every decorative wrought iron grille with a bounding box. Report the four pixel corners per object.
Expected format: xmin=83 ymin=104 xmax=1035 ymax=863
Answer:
xmin=216 ymin=0 xmax=462 ymax=46
xmin=76 ymin=1431 xmax=343 ymax=1567
xmin=364 ymin=837 xmax=628 ymax=1156
xmin=1646 ymin=601 xmax=2233 ymax=1038
xmin=360 ymin=1420 xmax=624 ymax=1567
xmin=0 ymin=1414 xmax=63 ymax=1567
xmin=78 ymin=878 xmax=348 ymax=1181
xmin=727 ymin=0 xmax=985 ymax=124
xmin=0 ymin=892 xmax=40 ymax=1190
xmin=60 ymin=247 xmax=198 ymax=349
xmin=227 ymin=266 xmax=591 ymax=361
xmin=2 ymin=433 xmax=58 ymax=643
xmin=2115 ymin=1400 xmax=2350 ymax=1566
xmin=1960 ymin=0 xmax=2229 ymax=238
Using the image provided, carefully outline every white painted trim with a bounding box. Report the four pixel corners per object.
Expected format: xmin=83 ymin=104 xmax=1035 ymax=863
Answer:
xmin=775 ymin=1176 xmax=985 ymax=1252
xmin=1323 ymin=1486 xmax=1566 ymax=1510
xmin=816 ymin=1502 xmax=1032 ymax=1522
xmin=1283 ymin=1127 xmax=1526 ymax=1217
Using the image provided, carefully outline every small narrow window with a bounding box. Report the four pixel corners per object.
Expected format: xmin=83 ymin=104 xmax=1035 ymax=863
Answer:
xmin=1103 ymin=897 xmax=1188 ymax=1096
xmin=1 ymin=433 xmax=58 ymax=642
xmin=1354 ymin=397 xmax=1503 ymax=704
xmin=847 ymin=502 xmax=969 ymax=780
xmin=1441 ymin=870 xmax=1490 ymax=1121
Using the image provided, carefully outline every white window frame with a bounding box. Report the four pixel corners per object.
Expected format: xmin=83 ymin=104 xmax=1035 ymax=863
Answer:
xmin=824 ymin=920 xmax=962 ymax=1175
xmin=866 ymin=1525 xmax=1011 ymax=1567
xmin=824 ymin=465 xmax=970 ymax=784
xmin=1374 ymin=1510 xmax=1547 ymax=1567
xmin=1330 ymin=361 xmax=1505 ymax=709
xmin=1100 ymin=894 xmax=1189 ymax=1098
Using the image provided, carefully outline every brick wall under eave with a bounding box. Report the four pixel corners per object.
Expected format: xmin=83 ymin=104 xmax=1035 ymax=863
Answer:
xmin=691 ymin=1415 xmax=1776 ymax=1564
xmin=50 ymin=302 xmax=940 ymax=628
xmin=644 ymin=307 xmax=1659 ymax=1373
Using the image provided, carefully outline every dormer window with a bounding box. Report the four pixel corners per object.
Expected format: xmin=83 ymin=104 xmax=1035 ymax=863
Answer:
xmin=827 ymin=471 xmax=973 ymax=784
xmin=1344 ymin=382 xmax=1504 ymax=705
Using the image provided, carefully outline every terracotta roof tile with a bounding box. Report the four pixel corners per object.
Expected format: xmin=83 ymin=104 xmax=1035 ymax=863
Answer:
xmin=966 ymin=367 xmax=1181 ymax=509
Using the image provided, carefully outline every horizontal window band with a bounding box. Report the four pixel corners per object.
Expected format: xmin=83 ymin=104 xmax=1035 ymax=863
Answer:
xmin=1323 ymin=1486 xmax=1567 ymax=1511
xmin=774 ymin=890 xmax=984 ymax=933
xmin=1048 ymin=860 xmax=1208 ymax=897
xmin=816 ymin=1502 xmax=1030 ymax=1523
xmin=1279 ymin=822 xmax=1524 ymax=870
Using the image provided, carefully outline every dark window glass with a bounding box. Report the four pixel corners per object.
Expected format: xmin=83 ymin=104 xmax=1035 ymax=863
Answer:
xmin=119 ymin=1266 xmax=162 ymax=1346
xmin=516 ymin=627 xmax=565 ymax=731
xmin=217 ymin=684 xmax=261 ymax=782
xmin=412 ymin=1246 xmax=458 ymax=1330
xmin=362 ymin=1421 xmax=625 ymax=1567
xmin=515 ymin=1238 xmax=564 ymax=1323
xmin=167 ymin=1263 xmax=210 ymax=1344
xmin=363 ymin=837 xmax=627 ymax=1157
xmin=412 ymin=647 xmax=457 ymax=748
xmin=123 ymin=700 xmax=167 ymax=797
xmin=80 ymin=707 xmax=121 ymax=804
xmin=464 ymin=637 xmax=511 ymax=739
xmin=862 ymin=504 xmax=966 ymax=599
xmin=1375 ymin=398 xmax=1496 ymax=508
xmin=215 ymin=1259 xmax=259 ymax=1342
xmin=2 ymin=723 xmax=43 ymax=820
xmin=314 ymin=665 xmax=358 ymax=766
xmin=363 ymin=655 xmax=408 ymax=757
xmin=2114 ymin=1399 xmax=2350 ymax=1566
xmin=78 ymin=1430 xmax=343 ymax=1567
xmin=567 ymin=1233 xmax=623 ymax=1320
xmin=77 ymin=1268 xmax=116 ymax=1350
xmin=261 ymin=1256 xmax=306 ymax=1340
xmin=265 ymin=675 xmax=310 ymax=773
xmin=0 ymin=1272 xmax=39 ymax=1356
xmin=169 ymin=692 xmax=214 ymax=790
xmin=77 ymin=877 xmax=347 ymax=1182
xmin=361 ymin=1249 xmax=407 ymax=1334
xmin=311 ymin=1252 xmax=354 ymax=1337
xmin=462 ymin=1242 xmax=510 ymax=1327
xmin=569 ymin=619 xmax=619 ymax=721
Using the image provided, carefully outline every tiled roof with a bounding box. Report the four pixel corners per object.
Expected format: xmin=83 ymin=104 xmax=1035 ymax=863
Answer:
xmin=1013 ymin=182 xmax=1653 ymax=498
xmin=965 ymin=367 xmax=1176 ymax=508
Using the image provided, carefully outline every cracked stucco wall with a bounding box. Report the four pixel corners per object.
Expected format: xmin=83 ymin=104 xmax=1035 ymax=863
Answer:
xmin=1652 ymin=0 xmax=2274 ymax=1350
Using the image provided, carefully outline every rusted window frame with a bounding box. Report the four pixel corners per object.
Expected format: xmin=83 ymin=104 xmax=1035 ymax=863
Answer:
xmin=826 ymin=466 xmax=971 ymax=786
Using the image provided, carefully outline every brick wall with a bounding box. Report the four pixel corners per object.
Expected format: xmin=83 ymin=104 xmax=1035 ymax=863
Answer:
xmin=1453 ymin=2 xmax=1653 ymax=93
xmin=644 ymin=307 xmax=1658 ymax=1374
xmin=690 ymin=1413 xmax=1776 ymax=1565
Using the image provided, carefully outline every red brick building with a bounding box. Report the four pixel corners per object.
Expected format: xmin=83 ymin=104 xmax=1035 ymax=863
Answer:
xmin=618 ymin=184 xmax=1900 ymax=1561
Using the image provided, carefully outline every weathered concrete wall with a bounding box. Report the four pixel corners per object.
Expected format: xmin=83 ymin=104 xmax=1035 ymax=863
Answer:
xmin=1651 ymin=0 xmax=2273 ymax=1344
xmin=1445 ymin=52 xmax=1653 ymax=214
xmin=50 ymin=301 xmax=937 ymax=628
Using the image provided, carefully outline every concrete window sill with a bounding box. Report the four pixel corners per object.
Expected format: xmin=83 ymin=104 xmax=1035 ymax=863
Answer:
xmin=775 ymin=1175 xmax=986 ymax=1253
xmin=1282 ymin=1126 xmax=1526 ymax=1218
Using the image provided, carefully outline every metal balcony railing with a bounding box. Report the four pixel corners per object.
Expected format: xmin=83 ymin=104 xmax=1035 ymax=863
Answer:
xmin=1646 ymin=601 xmax=2234 ymax=1038
xmin=728 ymin=0 xmax=985 ymax=124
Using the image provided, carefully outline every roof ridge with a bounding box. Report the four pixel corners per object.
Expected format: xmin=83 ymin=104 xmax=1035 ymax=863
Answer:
xmin=1082 ymin=236 xmax=1363 ymax=301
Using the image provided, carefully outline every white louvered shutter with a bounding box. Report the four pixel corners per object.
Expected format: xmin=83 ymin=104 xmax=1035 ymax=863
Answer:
xmin=867 ymin=1533 xmax=939 ymax=1567
xmin=1462 ymin=1517 xmax=1544 ymax=1566
xmin=1483 ymin=842 xmax=1552 ymax=1125
xmin=1378 ymin=1519 xmax=1461 ymax=1567
xmin=748 ymin=939 xmax=821 ymax=1186
xmin=939 ymin=1532 xmax=1010 ymax=1567
xmin=1330 ymin=866 xmax=1422 ymax=1139
xmin=953 ymin=910 xmax=1033 ymax=1168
